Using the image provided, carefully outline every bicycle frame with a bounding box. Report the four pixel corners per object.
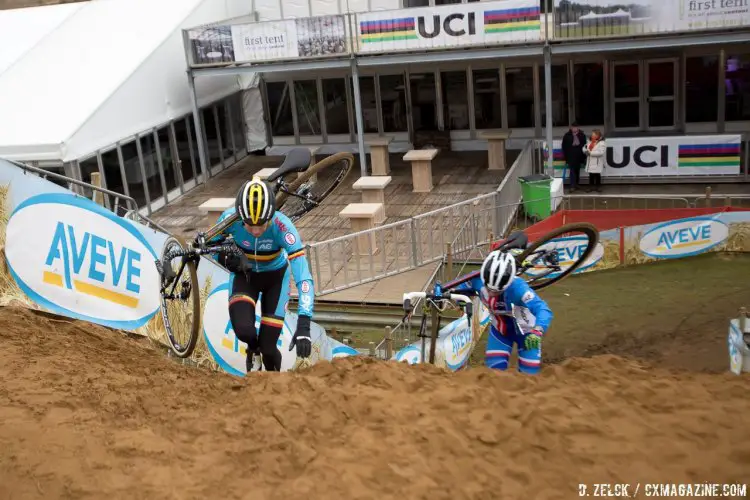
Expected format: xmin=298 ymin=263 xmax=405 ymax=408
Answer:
xmin=402 ymin=284 xmax=473 ymax=365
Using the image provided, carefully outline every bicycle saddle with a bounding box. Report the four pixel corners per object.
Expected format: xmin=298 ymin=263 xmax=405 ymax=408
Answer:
xmin=492 ymin=230 xmax=528 ymax=251
xmin=266 ymin=148 xmax=312 ymax=182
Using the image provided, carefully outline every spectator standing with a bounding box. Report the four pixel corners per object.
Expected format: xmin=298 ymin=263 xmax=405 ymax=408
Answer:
xmin=561 ymin=122 xmax=587 ymax=192
xmin=583 ymin=129 xmax=606 ymax=193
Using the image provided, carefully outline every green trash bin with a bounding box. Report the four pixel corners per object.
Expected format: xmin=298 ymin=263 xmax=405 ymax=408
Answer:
xmin=518 ymin=174 xmax=552 ymax=220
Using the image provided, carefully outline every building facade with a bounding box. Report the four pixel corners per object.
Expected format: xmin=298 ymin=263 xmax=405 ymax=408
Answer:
xmin=185 ymin=0 xmax=750 ymax=184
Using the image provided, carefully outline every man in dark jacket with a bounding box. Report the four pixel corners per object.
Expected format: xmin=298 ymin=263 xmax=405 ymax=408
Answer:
xmin=561 ymin=122 xmax=587 ymax=191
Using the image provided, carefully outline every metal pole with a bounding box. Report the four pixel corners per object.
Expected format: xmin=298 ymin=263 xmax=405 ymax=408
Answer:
xmin=188 ymin=70 xmax=210 ymax=182
xmin=544 ymin=45 xmax=554 ymax=178
xmin=351 ymin=58 xmax=368 ymax=177
xmin=543 ymin=0 xmax=554 ymax=178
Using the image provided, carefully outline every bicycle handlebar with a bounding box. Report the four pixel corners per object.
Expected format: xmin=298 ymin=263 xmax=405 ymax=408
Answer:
xmin=402 ymin=291 xmax=474 ymax=321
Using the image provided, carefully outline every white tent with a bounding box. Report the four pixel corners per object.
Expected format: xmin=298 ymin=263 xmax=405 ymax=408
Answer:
xmin=0 ymin=0 xmax=252 ymax=163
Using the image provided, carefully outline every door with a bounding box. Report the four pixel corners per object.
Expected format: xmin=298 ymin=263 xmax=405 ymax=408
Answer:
xmin=646 ymin=59 xmax=678 ymax=130
xmin=611 ymin=59 xmax=679 ymax=132
xmin=612 ymin=61 xmax=641 ymax=131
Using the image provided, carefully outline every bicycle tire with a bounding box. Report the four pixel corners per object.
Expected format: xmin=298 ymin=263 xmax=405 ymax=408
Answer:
xmin=159 ymin=235 xmax=201 ymax=358
xmin=516 ymin=222 xmax=600 ymax=291
xmin=277 ymin=152 xmax=354 ymax=220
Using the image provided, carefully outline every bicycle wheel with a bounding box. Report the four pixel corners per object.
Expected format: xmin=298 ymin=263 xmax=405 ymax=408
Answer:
xmin=158 ymin=236 xmax=201 ymax=358
xmin=277 ymin=152 xmax=354 ymax=221
xmin=515 ymin=222 xmax=600 ymax=291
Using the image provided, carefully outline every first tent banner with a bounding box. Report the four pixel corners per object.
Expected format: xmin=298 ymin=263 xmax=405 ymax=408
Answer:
xmin=188 ymin=15 xmax=349 ymax=65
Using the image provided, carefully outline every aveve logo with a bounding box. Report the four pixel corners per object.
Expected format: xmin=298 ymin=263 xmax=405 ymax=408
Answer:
xmin=640 ymin=217 xmax=728 ymax=258
xmin=5 ymin=193 xmax=159 ymax=329
xmin=523 ymin=236 xmax=604 ymax=278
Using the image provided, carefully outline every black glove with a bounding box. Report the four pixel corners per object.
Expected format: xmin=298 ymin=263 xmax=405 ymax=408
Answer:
xmin=220 ymin=251 xmax=251 ymax=275
xmin=289 ymin=315 xmax=312 ymax=358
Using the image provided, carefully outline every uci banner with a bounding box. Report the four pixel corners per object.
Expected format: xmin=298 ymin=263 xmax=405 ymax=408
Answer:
xmin=187 ymin=15 xmax=349 ymax=65
xmin=357 ymin=0 xmax=541 ymax=54
xmin=545 ymin=134 xmax=742 ymax=177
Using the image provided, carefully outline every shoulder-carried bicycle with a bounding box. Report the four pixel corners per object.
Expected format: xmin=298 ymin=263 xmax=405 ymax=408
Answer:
xmin=400 ymin=222 xmax=600 ymax=364
xmin=154 ymin=148 xmax=353 ymax=358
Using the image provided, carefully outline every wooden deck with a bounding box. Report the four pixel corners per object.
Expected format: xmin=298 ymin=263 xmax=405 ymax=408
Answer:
xmin=150 ymin=150 xmax=515 ymax=242
xmin=149 ymin=149 xmax=514 ymax=304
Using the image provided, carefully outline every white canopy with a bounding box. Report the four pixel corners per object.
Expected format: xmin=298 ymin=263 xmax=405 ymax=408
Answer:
xmin=0 ymin=0 xmax=249 ymax=162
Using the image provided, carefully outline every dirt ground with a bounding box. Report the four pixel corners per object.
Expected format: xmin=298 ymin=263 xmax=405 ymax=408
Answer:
xmin=471 ymin=252 xmax=750 ymax=373
xmin=2 ymin=289 xmax=750 ymax=499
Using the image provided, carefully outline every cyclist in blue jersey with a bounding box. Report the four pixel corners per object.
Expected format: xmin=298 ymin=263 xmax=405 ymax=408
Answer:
xmin=449 ymin=250 xmax=553 ymax=374
xmin=210 ymin=177 xmax=314 ymax=372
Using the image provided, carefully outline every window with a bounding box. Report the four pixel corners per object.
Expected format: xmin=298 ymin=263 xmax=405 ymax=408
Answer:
xmin=157 ymin=127 xmax=178 ymax=193
xmin=265 ymin=81 xmax=294 ymax=136
xmin=540 ymin=64 xmax=570 ymax=127
xmin=173 ymin=117 xmax=197 ymax=184
xmin=403 ymin=0 xmax=428 ymax=6
xmin=505 ymin=67 xmax=535 ymax=128
xmin=473 ymin=68 xmax=502 ymax=129
xmin=725 ymin=54 xmax=750 ymax=122
xmin=379 ymin=74 xmax=408 ymax=132
xmin=101 ymin=148 xmax=124 ymax=201
xmin=78 ymin=157 xmax=100 ymax=201
xmin=294 ymin=80 xmax=321 ymax=136
xmin=201 ymin=106 xmax=221 ymax=166
xmin=322 ymin=78 xmax=350 ymax=135
xmin=410 ymin=72 xmax=438 ymax=131
xmin=351 ymin=76 xmax=378 ymax=133
xmin=573 ymin=62 xmax=604 ymax=125
xmin=120 ymin=140 xmax=147 ymax=209
xmin=227 ymin=93 xmax=246 ymax=155
xmin=138 ymin=133 xmax=165 ymax=200
xmin=441 ymin=71 xmax=469 ymax=130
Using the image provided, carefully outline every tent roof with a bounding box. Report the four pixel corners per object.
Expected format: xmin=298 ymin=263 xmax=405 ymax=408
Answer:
xmin=0 ymin=0 xmax=242 ymax=162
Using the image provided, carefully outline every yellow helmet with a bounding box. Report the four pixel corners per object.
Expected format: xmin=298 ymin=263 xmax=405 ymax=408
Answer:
xmin=235 ymin=177 xmax=275 ymax=225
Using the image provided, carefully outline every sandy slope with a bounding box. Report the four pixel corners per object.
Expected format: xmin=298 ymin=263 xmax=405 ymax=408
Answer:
xmin=1 ymin=305 xmax=749 ymax=500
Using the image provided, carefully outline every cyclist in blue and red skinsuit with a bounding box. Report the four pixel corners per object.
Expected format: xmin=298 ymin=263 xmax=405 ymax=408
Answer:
xmin=448 ymin=250 xmax=553 ymax=374
xmin=210 ymin=177 xmax=315 ymax=372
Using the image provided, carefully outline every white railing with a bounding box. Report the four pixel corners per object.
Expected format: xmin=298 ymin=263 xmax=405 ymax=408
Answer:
xmin=306 ymin=140 xmax=536 ymax=296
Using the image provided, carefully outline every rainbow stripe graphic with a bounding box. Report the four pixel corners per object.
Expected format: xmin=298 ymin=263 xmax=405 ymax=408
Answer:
xmin=677 ymin=143 xmax=741 ymax=168
xmin=483 ymin=6 xmax=541 ymax=33
xmin=542 ymin=147 xmax=567 ymax=170
xmin=359 ymin=17 xmax=417 ymax=44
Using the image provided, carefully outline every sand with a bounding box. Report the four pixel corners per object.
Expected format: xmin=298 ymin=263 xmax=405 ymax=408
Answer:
xmin=1 ymin=305 xmax=749 ymax=500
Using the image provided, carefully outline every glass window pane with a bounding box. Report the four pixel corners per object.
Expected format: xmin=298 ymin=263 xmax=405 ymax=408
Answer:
xmin=215 ymin=102 xmax=232 ymax=160
xmin=322 ymin=78 xmax=350 ymax=135
xmin=473 ymin=68 xmax=502 ymax=129
xmin=380 ymin=74 xmax=408 ymax=132
xmin=138 ymin=134 xmax=164 ymax=200
xmin=649 ymin=101 xmax=674 ymax=128
xmin=410 ymin=72 xmax=438 ymax=131
xmin=120 ymin=140 xmax=147 ymax=209
xmin=614 ymin=64 xmax=639 ymax=99
xmin=351 ymin=76 xmax=378 ymax=133
xmin=266 ymin=81 xmax=294 ymax=136
xmin=102 ymin=148 xmax=124 ymax=200
xmin=505 ymin=67 xmax=534 ymax=128
xmin=157 ymin=127 xmax=178 ymax=193
xmin=441 ymin=71 xmax=469 ymax=130
xmin=540 ymin=64 xmax=570 ymax=127
xmin=202 ymin=107 xmax=221 ymax=166
xmin=295 ymin=80 xmax=321 ymax=136
xmin=615 ymin=102 xmax=639 ymax=128
xmin=685 ymin=56 xmax=718 ymax=123
xmin=725 ymin=54 xmax=750 ymax=122
xmin=573 ymin=62 xmax=604 ymax=125
xmin=648 ymin=62 xmax=675 ymax=98
xmin=79 ymin=157 xmax=99 ymax=200
xmin=404 ymin=0 xmax=428 ymax=6
xmin=173 ymin=118 xmax=196 ymax=184
xmin=225 ymin=94 xmax=245 ymax=156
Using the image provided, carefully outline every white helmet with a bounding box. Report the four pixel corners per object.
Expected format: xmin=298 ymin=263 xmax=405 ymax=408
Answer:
xmin=480 ymin=250 xmax=516 ymax=292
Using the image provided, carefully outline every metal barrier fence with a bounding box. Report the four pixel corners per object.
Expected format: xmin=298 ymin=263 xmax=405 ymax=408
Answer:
xmin=306 ymin=140 xmax=536 ymax=296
